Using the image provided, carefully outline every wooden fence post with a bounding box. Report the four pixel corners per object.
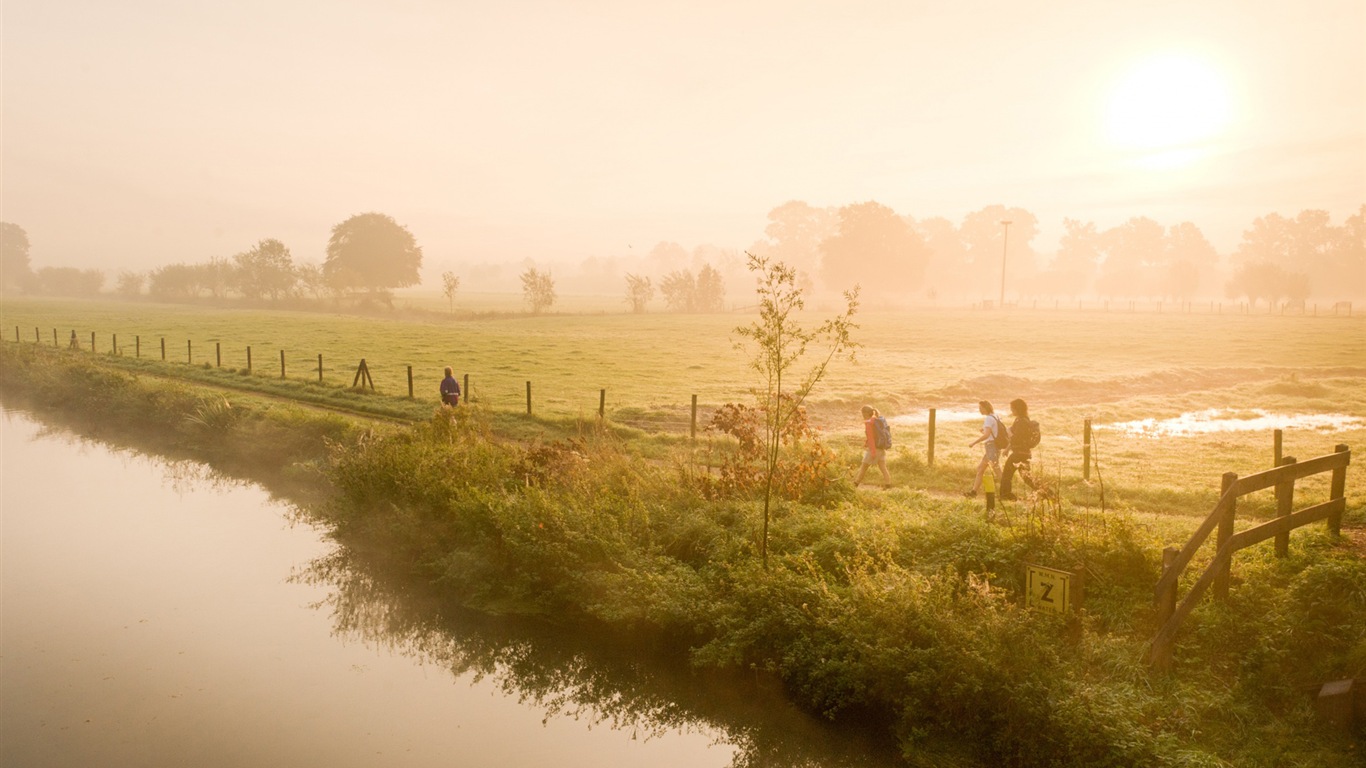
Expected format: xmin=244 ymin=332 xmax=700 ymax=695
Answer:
xmin=1214 ymin=472 xmax=1238 ymax=601
xmin=113 ymin=333 xmax=117 ymax=355
xmin=464 ymin=373 xmax=469 ymax=403
xmin=91 ymin=331 xmax=96 ymax=352
xmin=318 ymin=354 xmax=323 ymax=383
xmin=247 ymin=346 xmax=252 ymax=373
xmin=691 ymin=394 xmax=698 ymax=439
xmin=35 ymin=327 xmax=39 ymax=343
xmin=1083 ymin=418 xmax=1093 ymax=481
xmin=52 ymin=328 xmax=57 ymax=347
xmin=160 ymin=337 xmax=166 ymax=360
xmin=407 ymin=365 xmax=413 ymax=397
xmin=188 ymin=339 xmax=194 ymax=364
xmin=216 ymin=343 xmax=221 ymax=367
xmin=927 ymin=408 xmax=937 ymax=467
xmin=526 ymin=381 xmax=532 ymax=415
xmin=1156 ymin=546 xmax=1179 ymax=631
xmin=280 ymin=349 xmax=286 ymax=379
xmin=136 ymin=335 xmax=140 ymax=358
xmin=1329 ymin=444 xmax=1348 ymax=537
xmin=1274 ymin=456 xmax=1297 ymax=557
xmin=1273 ymin=429 xmax=1283 ymax=466
xmin=599 ymin=388 xmax=606 ymax=419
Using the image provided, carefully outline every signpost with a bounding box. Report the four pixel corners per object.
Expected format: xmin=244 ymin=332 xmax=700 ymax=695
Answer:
xmin=1026 ymin=564 xmax=1074 ymax=615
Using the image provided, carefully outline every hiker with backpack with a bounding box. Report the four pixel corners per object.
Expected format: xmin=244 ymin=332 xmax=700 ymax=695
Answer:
xmin=1000 ymin=398 xmax=1040 ymax=500
xmin=964 ymin=400 xmax=1007 ymax=498
xmin=855 ymin=405 xmax=893 ymax=488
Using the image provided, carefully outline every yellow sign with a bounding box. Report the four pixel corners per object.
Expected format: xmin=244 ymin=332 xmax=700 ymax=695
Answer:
xmin=1026 ymin=564 xmax=1072 ymax=614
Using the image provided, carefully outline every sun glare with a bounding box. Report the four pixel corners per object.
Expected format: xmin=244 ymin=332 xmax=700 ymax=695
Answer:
xmin=1106 ymin=53 xmax=1232 ymax=161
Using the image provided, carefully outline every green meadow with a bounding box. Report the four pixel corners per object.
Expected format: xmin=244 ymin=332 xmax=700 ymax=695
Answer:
xmin=2 ymin=293 xmax=1364 ymax=766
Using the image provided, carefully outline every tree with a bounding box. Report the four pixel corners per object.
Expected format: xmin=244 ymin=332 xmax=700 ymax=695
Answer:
xmin=36 ymin=267 xmax=103 ymax=297
xmin=957 ymin=205 xmax=1040 ymax=301
xmin=758 ymin=201 xmax=836 ymax=291
xmin=1234 ymin=209 xmax=1357 ymax=298
xmin=116 ymin=271 xmax=145 ymax=299
xmin=695 ymin=264 xmax=726 ymax=312
xmin=442 ymin=271 xmax=461 ymax=313
xmin=1226 ymin=261 xmax=1307 ymax=309
xmin=234 ymin=239 xmax=296 ymax=300
xmin=660 ymin=269 xmax=697 ymax=312
xmin=324 ymin=213 xmax=422 ymax=296
xmin=521 ymin=268 xmax=556 ymax=314
xmin=1096 ymin=216 xmax=1166 ymax=298
xmin=296 ymin=262 xmax=327 ymax=300
xmin=148 ymin=263 xmax=201 ymax=300
xmin=820 ymin=201 xmax=930 ymax=301
xmin=1046 ymin=218 xmax=1101 ymax=298
xmin=1 ymin=222 xmax=33 ymax=292
xmin=624 ymin=273 xmax=653 ymax=313
xmin=1163 ymin=222 xmax=1218 ymax=299
xmin=733 ymin=252 xmax=859 ymax=568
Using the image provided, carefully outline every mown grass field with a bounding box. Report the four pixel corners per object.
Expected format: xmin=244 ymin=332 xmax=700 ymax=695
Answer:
xmin=4 ymin=294 xmax=1363 ymax=513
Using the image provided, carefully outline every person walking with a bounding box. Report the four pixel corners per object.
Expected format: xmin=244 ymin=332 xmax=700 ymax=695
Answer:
xmin=964 ymin=400 xmax=1006 ymax=497
xmin=1000 ymin=398 xmax=1037 ymax=500
xmin=439 ymin=366 xmax=461 ymax=406
xmin=855 ymin=405 xmax=892 ymax=488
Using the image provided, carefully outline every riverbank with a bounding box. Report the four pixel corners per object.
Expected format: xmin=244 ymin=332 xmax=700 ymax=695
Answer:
xmin=2 ymin=340 xmax=1362 ymax=767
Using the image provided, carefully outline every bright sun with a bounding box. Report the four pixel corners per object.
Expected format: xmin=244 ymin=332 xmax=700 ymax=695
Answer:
xmin=1106 ymin=53 xmax=1232 ymax=164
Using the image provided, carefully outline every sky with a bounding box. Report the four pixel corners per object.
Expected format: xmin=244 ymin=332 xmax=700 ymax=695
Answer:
xmin=2 ymin=0 xmax=1363 ymax=284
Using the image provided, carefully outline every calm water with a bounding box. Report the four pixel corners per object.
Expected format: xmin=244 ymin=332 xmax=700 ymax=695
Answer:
xmin=0 ymin=405 xmax=897 ymax=768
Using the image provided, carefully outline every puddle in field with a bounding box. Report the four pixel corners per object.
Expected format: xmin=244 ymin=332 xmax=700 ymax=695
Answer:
xmin=1102 ymin=409 xmax=1366 ymax=438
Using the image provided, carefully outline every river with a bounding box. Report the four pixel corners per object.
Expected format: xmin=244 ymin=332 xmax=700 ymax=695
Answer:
xmin=0 ymin=405 xmax=899 ymax=768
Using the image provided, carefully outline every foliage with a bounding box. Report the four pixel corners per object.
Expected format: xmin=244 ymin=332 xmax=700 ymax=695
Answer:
xmin=734 ymin=252 xmax=859 ymax=566
xmin=820 ymin=202 xmax=931 ymax=301
xmin=233 ymin=238 xmax=297 ymax=300
xmin=623 ymin=273 xmax=653 ymax=313
xmin=704 ymin=399 xmax=845 ymax=504
xmin=521 ymin=267 xmax=557 ymax=314
xmin=35 ymin=267 xmax=105 ymax=297
xmin=324 ymin=212 xmax=423 ymax=294
xmin=441 ymin=271 xmax=460 ymax=312
xmin=1 ymin=221 xmax=33 ymax=291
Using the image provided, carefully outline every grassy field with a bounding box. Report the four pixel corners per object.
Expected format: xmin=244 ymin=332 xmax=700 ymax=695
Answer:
xmin=4 ymin=295 xmax=1363 ymax=508
xmin=3 ymin=295 xmax=1364 ymax=766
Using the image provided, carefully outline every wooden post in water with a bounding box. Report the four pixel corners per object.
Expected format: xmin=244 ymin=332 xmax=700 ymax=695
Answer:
xmin=526 ymin=381 xmax=532 ymax=415
xmin=691 ymin=394 xmax=698 ymax=439
xmin=1273 ymin=429 xmax=1283 ymax=466
xmin=1274 ymin=456 xmax=1297 ymax=557
xmin=599 ymin=389 xmax=606 ymax=419
xmin=407 ymin=365 xmax=413 ymax=397
xmin=927 ymin=408 xmax=937 ymax=467
xmin=1083 ymin=418 xmax=1093 ymax=481
xmin=1214 ymin=472 xmax=1238 ymax=601
xmin=1329 ymin=444 xmax=1348 ymax=537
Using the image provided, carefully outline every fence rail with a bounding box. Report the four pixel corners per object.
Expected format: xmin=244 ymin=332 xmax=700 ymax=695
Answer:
xmin=1148 ymin=444 xmax=1351 ymax=670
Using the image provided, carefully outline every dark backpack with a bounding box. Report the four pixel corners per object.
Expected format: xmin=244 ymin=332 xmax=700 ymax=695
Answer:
xmin=992 ymin=415 xmax=1011 ymax=449
xmin=1025 ymin=419 xmax=1041 ymax=449
xmin=873 ymin=416 xmax=892 ymax=449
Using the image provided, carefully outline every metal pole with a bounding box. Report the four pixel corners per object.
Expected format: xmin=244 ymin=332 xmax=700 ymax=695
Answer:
xmin=998 ymin=219 xmax=1012 ymax=308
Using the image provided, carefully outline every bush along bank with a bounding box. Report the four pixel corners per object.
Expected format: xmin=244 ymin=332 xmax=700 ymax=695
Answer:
xmin=3 ymin=341 xmax=1362 ymax=767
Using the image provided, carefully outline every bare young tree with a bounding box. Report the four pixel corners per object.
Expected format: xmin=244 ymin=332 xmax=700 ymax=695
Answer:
xmin=624 ymin=273 xmax=653 ymax=313
xmin=442 ymin=271 xmax=460 ymax=313
xmin=733 ymin=252 xmax=859 ymax=568
xmin=521 ymin=267 xmax=557 ymax=314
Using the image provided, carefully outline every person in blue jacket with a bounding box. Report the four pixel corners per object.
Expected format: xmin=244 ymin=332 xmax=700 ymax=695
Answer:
xmin=440 ymin=366 xmax=461 ymax=406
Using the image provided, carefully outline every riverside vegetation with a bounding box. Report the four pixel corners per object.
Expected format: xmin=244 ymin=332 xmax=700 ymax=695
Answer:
xmin=1 ymin=298 xmax=1363 ymax=767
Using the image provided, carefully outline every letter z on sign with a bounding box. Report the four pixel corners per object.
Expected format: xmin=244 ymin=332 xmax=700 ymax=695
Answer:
xmin=1026 ymin=564 xmax=1072 ymax=615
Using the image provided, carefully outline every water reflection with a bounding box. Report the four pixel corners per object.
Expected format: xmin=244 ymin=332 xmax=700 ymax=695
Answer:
xmin=298 ymin=543 xmax=901 ymax=768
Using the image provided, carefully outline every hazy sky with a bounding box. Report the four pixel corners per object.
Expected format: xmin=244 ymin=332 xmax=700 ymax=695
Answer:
xmin=3 ymin=0 xmax=1363 ymax=280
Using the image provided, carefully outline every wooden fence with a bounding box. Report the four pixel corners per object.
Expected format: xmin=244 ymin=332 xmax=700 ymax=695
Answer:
xmin=1147 ymin=444 xmax=1352 ymax=670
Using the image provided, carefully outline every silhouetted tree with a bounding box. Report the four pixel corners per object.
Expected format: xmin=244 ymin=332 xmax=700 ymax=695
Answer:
xmin=521 ymin=267 xmax=556 ymax=314
xmin=914 ymin=216 xmax=964 ymax=299
xmin=325 ymin=213 xmax=422 ymax=296
xmin=695 ymin=264 xmax=726 ymax=312
xmin=624 ymin=273 xmax=653 ymax=313
xmin=36 ymin=267 xmax=104 ymax=297
xmin=1226 ymin=261 xmax=1308 ymax=309
xmin=660 ymin=269 xmax=697 ymax=312
xmin=1096 ymin=217 xmax=1166 ymax=298
xmin=148 ymin=263 xmax=201 ymax=300
xmin=234 ymin=239 xmax=296 ymax=300
xmin=820 ymin=201 xmax=930 ymax=301
xmin=1 ymin=222 xmax=33 ymax=292
xmin=1163 ymin=221 xmax=1218 ymax=299
xmin=116 ymin=271 xmax=145 ymax=299
xmin=756 ymin=201 xmax=835 ymax=290
xmin=1045 ymin=219 xmax=1101 ymax=298
xmin=1234 ymin=209 xmax=1359 ymax=298
xmin=296 ymin=262 xmax=327 ymax=300
xmin=442 ymin=271 xmax=460 ymax=313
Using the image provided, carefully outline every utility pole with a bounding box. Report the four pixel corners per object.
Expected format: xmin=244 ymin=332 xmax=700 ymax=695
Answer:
xmin=998 ymin=219 xmax=1012 ymax=309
